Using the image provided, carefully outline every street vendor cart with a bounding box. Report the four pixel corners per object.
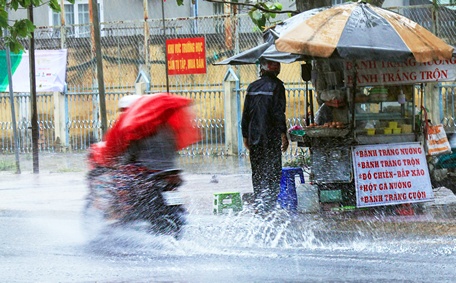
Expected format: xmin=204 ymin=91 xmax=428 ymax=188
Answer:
xmin=289 ymin=57 xmax=456 ymax=211
xmin=272 ymin=1 xmax=455 ymax=213
xmin=215 ymin=1 xmax=455 ymax=212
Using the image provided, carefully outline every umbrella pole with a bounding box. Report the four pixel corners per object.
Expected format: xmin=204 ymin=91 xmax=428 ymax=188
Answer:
xmin=309 ymin=89 xmax=314 ymax=124
xmin=305 ymin=81 xmax=309 ymax=126
xmin=350 ymin=62 xmax=357 ymax=131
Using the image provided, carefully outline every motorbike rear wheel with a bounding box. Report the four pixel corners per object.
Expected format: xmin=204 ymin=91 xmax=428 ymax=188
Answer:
xmin=121 ymin=185 xmax=187 ymax=239
xmin=150 ymin=205 xmax=187 ymax=240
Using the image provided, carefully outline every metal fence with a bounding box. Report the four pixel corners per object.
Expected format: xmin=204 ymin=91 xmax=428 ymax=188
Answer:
xmin=1 ymin=4 xmax=456 ymax=155
xmin=440 ymin=84 xmax=456 ymax=130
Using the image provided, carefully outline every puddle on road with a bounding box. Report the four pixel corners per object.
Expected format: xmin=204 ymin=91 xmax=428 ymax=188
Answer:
xmin=81 ymin=208 xmax=456 ymax=259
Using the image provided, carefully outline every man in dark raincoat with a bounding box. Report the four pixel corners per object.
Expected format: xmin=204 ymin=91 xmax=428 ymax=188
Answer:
xmin=241 ymin=58 xmax=289 ymax=214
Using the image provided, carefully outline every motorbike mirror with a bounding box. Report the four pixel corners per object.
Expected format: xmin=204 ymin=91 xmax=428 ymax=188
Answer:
xmin=301 ymin=63 xmax=312 ymax=81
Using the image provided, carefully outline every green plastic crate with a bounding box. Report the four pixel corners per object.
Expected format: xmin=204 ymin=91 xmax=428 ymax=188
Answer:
xmin=213 ymin=192 xmax=242 ymax=215
xmin=320 ymin=189 xmax=342 ymax=203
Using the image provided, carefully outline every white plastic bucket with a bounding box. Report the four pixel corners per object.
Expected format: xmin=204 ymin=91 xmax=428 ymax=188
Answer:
xmin=296 ymin=183 xmax=320 ymax=213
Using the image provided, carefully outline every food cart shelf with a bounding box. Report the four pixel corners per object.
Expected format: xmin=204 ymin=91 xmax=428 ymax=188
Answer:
xmin=355 ymin=113 xmax=404 ymax=120
xmin=355 ymin=133 xmax=416 ymax=144
xmin=290 ymin=128 xmax=350 ymax=141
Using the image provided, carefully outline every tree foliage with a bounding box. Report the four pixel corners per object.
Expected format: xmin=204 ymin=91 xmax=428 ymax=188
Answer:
xmin=1 ymin=0 xmax=75 ymax=53
xmin=203 ymin=0 xmax=300 ymax=30
xmin=203 ymin=0 xmax=385 ymax=30
xmin=248 ymin=1 xmax=285 ymax=30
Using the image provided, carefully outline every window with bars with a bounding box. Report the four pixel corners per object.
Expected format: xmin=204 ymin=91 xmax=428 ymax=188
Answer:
xmin=213 ymin=2 xmax=224 ymax=15
xmin=52 ymin=4 xmax=74 ymax=25
xmin=77 ymin=4 xmax=90 ymax=36
xmin=50 ymin=1 xmax=102 ymax=37
xmin=214 ymin=3 xmax=224 ymax=33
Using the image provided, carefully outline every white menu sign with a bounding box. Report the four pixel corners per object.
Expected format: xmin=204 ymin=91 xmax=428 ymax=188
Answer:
xmin=352 ymin=142 xmax=434 ymax=208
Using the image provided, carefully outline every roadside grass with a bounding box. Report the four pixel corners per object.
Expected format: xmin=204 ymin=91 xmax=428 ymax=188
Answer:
xmin=51 ymin=167 xmax=85 ymax=173
xmin=0 ymin=159 xmax=15 ymax=171
xmin=1 ymin=152 xmax=88 ymax=173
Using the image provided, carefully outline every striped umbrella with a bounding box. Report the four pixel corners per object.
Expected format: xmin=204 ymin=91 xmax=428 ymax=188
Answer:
xmin=274 ymin=1 xmax=454 ymax=63
xmin=213 ymin=30 xmax=301 ymax=65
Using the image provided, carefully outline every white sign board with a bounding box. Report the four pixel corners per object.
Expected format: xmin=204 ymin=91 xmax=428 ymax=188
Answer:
xmin=352 ymin=142 xmax=434 ymax=208
xmin=0 ymin=49 xmax=67 ymax=93
xmin=344 ymin=57 xmax=456 ymax=86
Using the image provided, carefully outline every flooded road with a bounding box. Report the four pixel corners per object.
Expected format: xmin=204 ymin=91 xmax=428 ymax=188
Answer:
xmin=1 ymin=208 xmax=456 ymax=282
xmin=1 ymin=170 xmax=456 ymax=282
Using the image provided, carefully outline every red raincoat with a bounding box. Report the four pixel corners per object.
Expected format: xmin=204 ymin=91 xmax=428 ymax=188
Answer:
xmin=89 ymin=93 xmax=200 ymax=167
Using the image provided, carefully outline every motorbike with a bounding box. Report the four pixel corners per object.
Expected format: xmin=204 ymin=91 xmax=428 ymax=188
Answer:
xmin=82 ymin=93 xmax=201 ymax=239
xmin=84 ymin=163 xmax=187 ymax=239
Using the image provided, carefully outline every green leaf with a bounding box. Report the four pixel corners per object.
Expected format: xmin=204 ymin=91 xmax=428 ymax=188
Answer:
xmin=257 ymin=2 xmax=268 ymax=9
xmin=250 ymin=9 xmax=263 ymax=21
xmin=177 ymin=0 xmax=184 ymax=6
xmin=18 ymin=0 xmax=32 ymax=8
xmin=265 ymin=2 xmax=274 ymax=9
xmin=0 ymin=9 xmax=8 ymax=28
xmin=10 ymin=40 xmax=25 ymax=53
xmin=257 ymin=16 xmax=266 ymax=29
xmin=49 ymin=0 xmax=61 ymax=12
xmin=5 ymin=37 xmax=24 ymax=53
xmin=11 ymin=1 xmax=19 ymax=10
xmin=32 ymin=0 xmax=43 ymax=7
xmin=13 ymin=19 xmax=35 ymax=37
xmin=25 ymin=19 xmax=35 ymax=31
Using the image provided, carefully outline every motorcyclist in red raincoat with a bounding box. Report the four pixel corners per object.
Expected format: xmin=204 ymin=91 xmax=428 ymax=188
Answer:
xmin=85 ymin=93 xmax=200 ymax=238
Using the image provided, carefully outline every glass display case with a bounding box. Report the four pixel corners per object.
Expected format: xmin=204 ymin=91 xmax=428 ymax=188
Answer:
xmin=351 ymin=85 xmax=417 ymax=144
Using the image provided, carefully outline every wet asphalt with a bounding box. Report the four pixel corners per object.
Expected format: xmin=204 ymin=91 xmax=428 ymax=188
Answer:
xmin=1 ymin=152 xmax=456 ymax=237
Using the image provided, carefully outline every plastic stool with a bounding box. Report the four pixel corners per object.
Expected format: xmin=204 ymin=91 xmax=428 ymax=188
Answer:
xmin=277 ymin=167 xmax=305 ymax=211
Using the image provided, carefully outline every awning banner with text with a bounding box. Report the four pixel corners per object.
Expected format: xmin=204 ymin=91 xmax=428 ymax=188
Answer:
xmin=345 ymin=57 xmax=456 ymax=86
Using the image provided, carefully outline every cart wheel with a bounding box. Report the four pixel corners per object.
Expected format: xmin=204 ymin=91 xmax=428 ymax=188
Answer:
xmin=440 ymin=175 xmax=456 ymax=194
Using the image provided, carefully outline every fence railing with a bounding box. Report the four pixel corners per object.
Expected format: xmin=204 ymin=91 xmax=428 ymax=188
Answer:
xmin=0 ymin=86 xmax=308 ymax=156
xmin=440 ymin=84 xmax=456 ymax=130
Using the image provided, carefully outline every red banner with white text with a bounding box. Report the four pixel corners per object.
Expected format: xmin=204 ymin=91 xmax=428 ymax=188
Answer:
xmin=166 ymin=37 xmax=206 ymax=75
